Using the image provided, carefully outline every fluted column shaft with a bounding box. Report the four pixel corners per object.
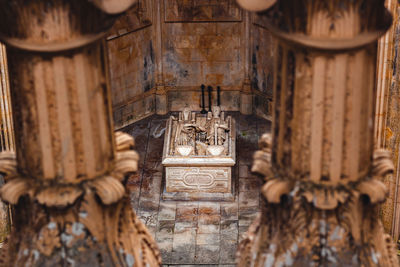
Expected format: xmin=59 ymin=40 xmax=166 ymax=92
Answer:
xmin=8 ymin=44 xmax=114 ymax=183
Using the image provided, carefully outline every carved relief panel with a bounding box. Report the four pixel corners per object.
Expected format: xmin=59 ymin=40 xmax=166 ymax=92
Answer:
xmin=166 ymin=167 xmax=231 ymax=193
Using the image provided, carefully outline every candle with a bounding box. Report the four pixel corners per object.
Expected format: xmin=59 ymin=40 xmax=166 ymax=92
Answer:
xmin=201 ymin=84 xmax=207 ymax=114
xmin=217 ymin=86 xmax=221 ymax=106
xmin=208 ymin=86 xmax=213 ymax=112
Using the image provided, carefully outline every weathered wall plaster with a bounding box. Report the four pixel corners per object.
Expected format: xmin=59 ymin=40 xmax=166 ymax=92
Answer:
xmin=107 ymin=0 xmax=156 ymax=128
xmin=107 ymin=0 xmax=274 ymax=128
xmin=162 ymin=18 xmax=244 ymax=111
xmin=252 ymin=14 xmax=274 ymax=119
xmin=108 ymin=26 xmax=156 ymax=127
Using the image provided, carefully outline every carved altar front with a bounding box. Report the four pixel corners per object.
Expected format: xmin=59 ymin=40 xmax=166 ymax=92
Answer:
xmin=162 ymin=107 xmax=235 ymax=201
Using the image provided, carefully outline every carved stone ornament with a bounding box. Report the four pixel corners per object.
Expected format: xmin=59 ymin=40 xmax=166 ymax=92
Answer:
xmin=0 ymin=1 xmax=160 ymax=266
xmin=237 ymin=0 xmax=399 ymax=266
xmin=162 ymin=107 xmax=236 ymax=200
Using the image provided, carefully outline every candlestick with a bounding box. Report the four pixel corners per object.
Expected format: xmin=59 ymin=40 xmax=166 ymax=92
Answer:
xmin=201 ymin=84 xmax=207 ymax=114
xmin=208 ymin=86 xmax=213 ymax=112
xmin=217 ymin=86 xmax=221 ymax=106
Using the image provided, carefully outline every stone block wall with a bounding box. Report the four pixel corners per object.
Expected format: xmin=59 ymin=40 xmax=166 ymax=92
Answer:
xmin=252 ymin=14 xmax=274 ymax=119
xmin=107 ymin=0 xmax=274 ymax=128
xmin=107 ymin=0 xmax=156 ymax=128
xmin=163 ymin=21 xmax=244 ymax=111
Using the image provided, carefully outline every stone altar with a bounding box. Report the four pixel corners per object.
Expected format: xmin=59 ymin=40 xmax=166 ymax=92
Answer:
xmin=162 ymin=106 xmax=236 ymax=201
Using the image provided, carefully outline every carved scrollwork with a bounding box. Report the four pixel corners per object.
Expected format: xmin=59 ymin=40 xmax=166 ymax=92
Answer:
xmin=0 ymin=133 xmax=161 ymax=266
xmin=251 ymin=135 xmax=394 ymax=210
xmin=238 ymin=132 xmax=398 ymax=266
xmin=251 ymin=133 xmax=273 ymax=178
xmin=0 ymin=132 xmax=140 ymax=208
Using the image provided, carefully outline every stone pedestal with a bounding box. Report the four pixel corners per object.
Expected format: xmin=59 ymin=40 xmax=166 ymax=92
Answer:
xmin=162 ymin=107 xmax=236 ymax=201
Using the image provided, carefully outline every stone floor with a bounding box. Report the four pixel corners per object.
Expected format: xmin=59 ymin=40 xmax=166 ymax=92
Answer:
xmin=121 ymin=112 xmax=271 ymax=266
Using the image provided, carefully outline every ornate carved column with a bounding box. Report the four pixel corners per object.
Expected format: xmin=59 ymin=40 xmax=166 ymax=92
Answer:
xmin=238 ymin=0 xmax=399 ymax=266
xmin=154 ymin=0 xmax=167 ymax=115
xmin=0 ymin=44 xmax=14 ymax=153
xmin=0 ymin=43 xmax=13 ymax=245
xmin=0 ymin=1 xmax=160 ymax=266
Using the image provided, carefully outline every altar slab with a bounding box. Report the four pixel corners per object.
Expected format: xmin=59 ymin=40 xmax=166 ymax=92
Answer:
xmin=162 ymin=107 xmax=236 ymax=201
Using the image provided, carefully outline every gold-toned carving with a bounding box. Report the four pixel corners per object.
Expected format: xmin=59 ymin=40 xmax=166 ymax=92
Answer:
xmin=237 ymin=0 xmax=398 ymax=266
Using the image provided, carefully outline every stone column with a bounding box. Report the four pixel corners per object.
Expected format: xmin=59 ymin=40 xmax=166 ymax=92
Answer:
xmin=0 ymin=44 xmax=14 ymax=152
xmin=154 ymin=0 xmax=168 ymax=115
xmin=0 ymin=1 xmax=160 ymax=266
xmin=240 ymin=11 xmax=253 ymax=115
xmin=375 ymin=0 xmax=400 ymax=239
xmin=0 ymin=43 xmax=13 ymax=245
xmin=238 ymin=0 xmax=398 ymax=266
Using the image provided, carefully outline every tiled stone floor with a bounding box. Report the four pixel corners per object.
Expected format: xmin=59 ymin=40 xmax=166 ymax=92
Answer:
xmin=121 ymin=113 xmax=271 ymax=266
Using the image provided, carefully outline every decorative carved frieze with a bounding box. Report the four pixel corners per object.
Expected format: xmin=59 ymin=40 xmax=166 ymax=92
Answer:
xmin=166 ymin=167 xmax=231 ymax=193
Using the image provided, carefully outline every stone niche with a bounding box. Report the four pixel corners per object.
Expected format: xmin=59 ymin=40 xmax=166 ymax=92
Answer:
xmin=107 ymin=0 xmax=274 ymax=129
xmin=162 ymin=107 xmax=236 ymax=201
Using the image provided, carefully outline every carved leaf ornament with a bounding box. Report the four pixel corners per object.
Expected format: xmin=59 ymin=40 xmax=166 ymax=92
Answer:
xmin=0 ymin=132 xmax=138 ymax=208
xmin=252 ymin=133 xmax=393 ymax=209
xmin=0 ymin=133 xmax=161 ymax=266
